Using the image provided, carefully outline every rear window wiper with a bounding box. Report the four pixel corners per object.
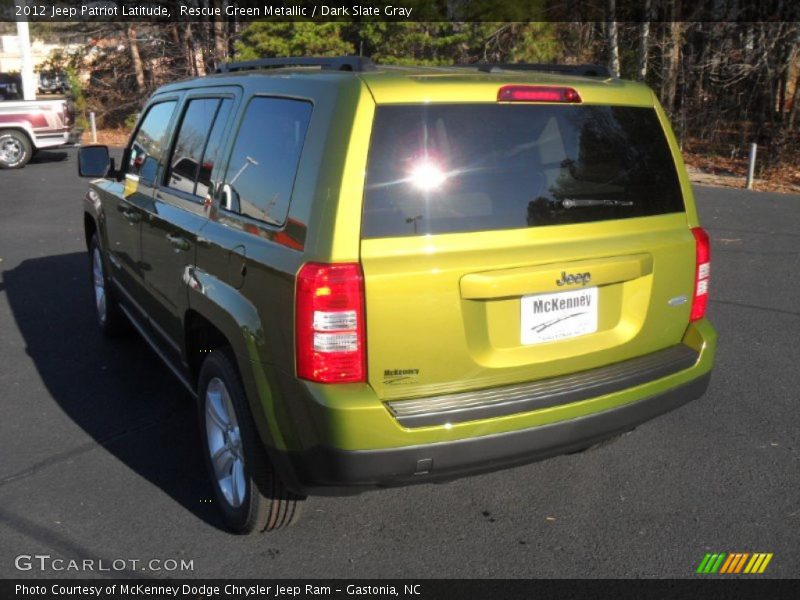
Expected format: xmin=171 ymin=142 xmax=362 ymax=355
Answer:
xmin=560 ymin=198 xmax=634 ymax=209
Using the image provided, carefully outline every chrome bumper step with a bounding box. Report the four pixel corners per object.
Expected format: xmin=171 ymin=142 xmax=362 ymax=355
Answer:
xmin=386 ymin=345 xmax=699 ymax=428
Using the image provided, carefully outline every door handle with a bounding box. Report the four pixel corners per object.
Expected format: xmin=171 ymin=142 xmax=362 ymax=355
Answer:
xmin=166 ymin=234 xmax=191 ymax=252
xmin=121 ymin=209 xmax=142 ymax=223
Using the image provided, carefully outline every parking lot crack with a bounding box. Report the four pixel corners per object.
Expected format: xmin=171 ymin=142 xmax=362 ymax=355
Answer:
xmin=710 ymin=298 xmax=800 ymax=318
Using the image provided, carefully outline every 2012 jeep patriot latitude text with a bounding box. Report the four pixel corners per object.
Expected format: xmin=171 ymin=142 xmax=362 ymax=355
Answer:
xmin=78 ymin=57 xmax=716 ymax=534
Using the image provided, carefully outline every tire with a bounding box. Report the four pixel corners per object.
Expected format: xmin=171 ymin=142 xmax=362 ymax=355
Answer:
xmin=88 ymin=234 xmax=128 ymax=337
xmin=198 ymin=348 xmax=305 ymax=534
xmin=0 ymin=129 xmax=33 ymax=169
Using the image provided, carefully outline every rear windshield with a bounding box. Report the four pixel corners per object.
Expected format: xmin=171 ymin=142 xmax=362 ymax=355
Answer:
xmin=362 ymin=104 xmax=684 ymax=238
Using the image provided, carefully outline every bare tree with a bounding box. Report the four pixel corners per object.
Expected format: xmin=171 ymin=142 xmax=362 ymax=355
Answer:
xmin=606 ymin=0 xmax=620 ymax=77
xmin=662 ymin=21 xmax=683 ymax=115
xmin=211 ymin=0 xmax=228 ymax=66
xmin=637 ymin=0 xmax=651 ymax=80
xmin=126 ymin=25 xmax=145 ymax=93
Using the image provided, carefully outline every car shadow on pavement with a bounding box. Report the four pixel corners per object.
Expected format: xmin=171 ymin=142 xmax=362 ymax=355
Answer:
xmin=3 ymin=252 xmax=228 ymax=532
xmin=30 ymin=149 xmax=69 ymax=164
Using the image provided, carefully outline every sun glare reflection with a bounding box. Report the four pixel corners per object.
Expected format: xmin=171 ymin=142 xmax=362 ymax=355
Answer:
xmin=408 ymin=160 xmax=447 ymax=191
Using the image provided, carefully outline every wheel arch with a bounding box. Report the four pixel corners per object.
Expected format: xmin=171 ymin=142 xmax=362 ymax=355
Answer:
xmin=0 ymin=126 xmax=35 ymax=168
xmin=0 ymin=124 xmax=36 ymax=148
xmin=185 ymin=278 xmax=296 ymax=456
xmin=184 ymin=309 xmax=234 ymax=387
xmin=83 ymin=212 xmax=98 ymax=250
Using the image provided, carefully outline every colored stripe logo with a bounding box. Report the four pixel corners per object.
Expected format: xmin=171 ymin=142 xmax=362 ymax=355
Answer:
xmin=696 ymin=552 xmax=773 ymax=574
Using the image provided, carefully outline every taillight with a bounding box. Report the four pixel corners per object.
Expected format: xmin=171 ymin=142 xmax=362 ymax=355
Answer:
xmin=296 ymin=262 xmax=366 ymax=383
xmin=690 ymin=227 xmax=711 ymax=322
xmin=497 ymin=85 xmax=581 ymax=103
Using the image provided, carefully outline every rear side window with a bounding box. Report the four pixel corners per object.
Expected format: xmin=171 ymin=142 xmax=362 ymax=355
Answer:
xmin=197 ymin=99 xmax=233 ymax=198
xmin=165 ymin=98 xmax=232 ymax=198
xmin=223 ymin=97 xmax=312 ymax=226
xmin=362 ymin=104 xmax=684 ymax=238
xmin=128 ymin=101 xmax=177 ymax=181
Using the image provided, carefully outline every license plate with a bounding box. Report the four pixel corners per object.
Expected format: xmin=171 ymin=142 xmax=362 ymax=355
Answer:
xmin=520 ymin=287 xmax=598 ymax=345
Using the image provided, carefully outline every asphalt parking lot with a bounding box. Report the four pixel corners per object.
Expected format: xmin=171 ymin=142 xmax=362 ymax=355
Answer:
xmin=0 ymin=148 xmax=798 ymax=579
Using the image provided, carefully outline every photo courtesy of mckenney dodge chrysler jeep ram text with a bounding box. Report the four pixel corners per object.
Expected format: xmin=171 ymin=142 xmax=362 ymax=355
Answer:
xmin=77 ymin=56 xmax=716 ymax=534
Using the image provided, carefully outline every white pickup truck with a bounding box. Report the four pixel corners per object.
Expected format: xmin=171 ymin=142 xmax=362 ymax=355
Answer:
xmin=0 ymin=89 xmax=82 ymax=168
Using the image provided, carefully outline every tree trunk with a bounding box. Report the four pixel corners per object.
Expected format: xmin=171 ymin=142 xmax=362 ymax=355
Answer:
xmin=790 ymin=28 xmax=800 ymax=128
xmin=228 ymin=19 xmax=238 ymax=59
xmin=214 ymin=17 xmax=227 ymax=66
xmin=637 ymin=22 xmax=650 ymax=81
xmin=637 ymin=0 xmax=651 ymax=80
xmin=127 ymin=25 xmax=146 ymax=93
xmin=787 ymin=75 xmax=800 ymax=131
xmin=663 ymin=21 xmax=683 ymax=116
xmin=778 ymin=32 xmax=799 ymax=123
xmin=607 ymin=0 xmax=620 ymax=77
xmin=183 ymin=22 xmax=206 ymax=77
xmin=200 ymin=22 xmax=214 ymax=73
xmin=169 ymin=23 xmax=185 ymax=76
xmin=180 ymin=23 xmax=195 ymax=77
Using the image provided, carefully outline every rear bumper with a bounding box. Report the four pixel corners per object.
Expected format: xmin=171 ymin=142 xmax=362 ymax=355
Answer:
xmin=33 ymin=127 xmax=82 ymax=149
xmin=66 ymin=128 xmax=83 ymax=145
xmin=262 ymin=319 xmax=716 ymax=495
xmin=281 ymin=372 xmax=710 ymax=494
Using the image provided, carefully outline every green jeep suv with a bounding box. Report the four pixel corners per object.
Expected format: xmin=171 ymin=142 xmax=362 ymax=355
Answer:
xmin=78 ymin=56 xmax=716 ymax=534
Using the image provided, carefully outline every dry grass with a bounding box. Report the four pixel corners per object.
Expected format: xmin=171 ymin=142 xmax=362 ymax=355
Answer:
xmin=683 ymin=151 xmax=800 ymax=195
xmin=682 ymin=136 xmax=800 ymax=195
xmin=81 ymin=129 xmax=130 ymax=147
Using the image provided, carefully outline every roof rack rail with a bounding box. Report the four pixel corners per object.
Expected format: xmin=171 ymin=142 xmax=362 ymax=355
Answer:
xmin=215 ymin=56 xmax=375 ymax=74
xmin=471 ymin=63 xmax=612 ymax=77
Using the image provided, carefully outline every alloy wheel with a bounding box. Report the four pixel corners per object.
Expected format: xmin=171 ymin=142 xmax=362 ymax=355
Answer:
xmin=92 ymin=247 xmax=107 ymax=324
xmin=0 ymin=137 xmax=23 ymax=164
xmin=205 ymin=377 xmax=246 ymax=508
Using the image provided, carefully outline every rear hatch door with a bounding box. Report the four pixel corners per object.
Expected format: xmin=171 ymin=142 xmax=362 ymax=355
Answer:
xmin=360 ymin=95 xmax=696 ymax=401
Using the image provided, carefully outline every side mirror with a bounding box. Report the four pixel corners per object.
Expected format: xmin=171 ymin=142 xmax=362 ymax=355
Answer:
xmin=139 ymin=155 xmax=159 ymax=188
xmin=221 ymin=183 xmax=240 ymax=212
xmin=78 ymin=145 xmax=110 ymax=178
